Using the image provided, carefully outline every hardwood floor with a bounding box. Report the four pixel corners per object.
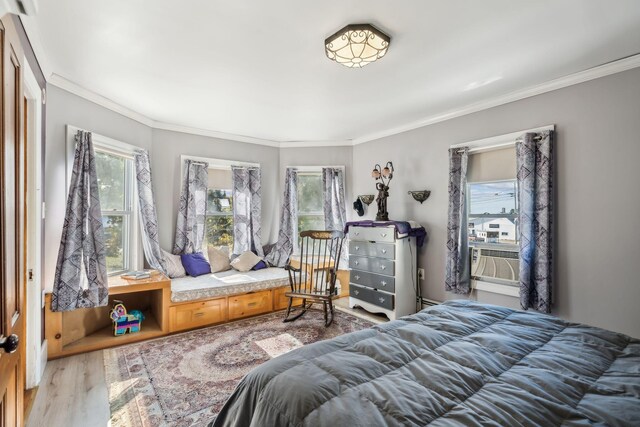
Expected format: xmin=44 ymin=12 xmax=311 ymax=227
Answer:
xmin=27 ymin=351 xmax=109 ymax=427
xmin=25 ymin=298 xmax=384 ymax=427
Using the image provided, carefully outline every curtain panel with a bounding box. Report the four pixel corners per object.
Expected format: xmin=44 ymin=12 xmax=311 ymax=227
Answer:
xmin=265 ymin=168 xmax=298 ymax=267
xmin=173 ymin=159 xmax=209 ymax=254
xmin=445 ymin=147 xmax=470 ymax=294
xmin=51 ymin=130 xmax=109 ymax=311
xmin=134 ymin=149 xmax=167 ymax=274
xmin=232 ymin=166 xmax=264 ymax=256
xmin=322 ymin=168 xmax=346 ymax=231
xmin=322 ymin=167 xmax=348 ymax=268
xmin=517 ymin=131 xmax=554 ymax=313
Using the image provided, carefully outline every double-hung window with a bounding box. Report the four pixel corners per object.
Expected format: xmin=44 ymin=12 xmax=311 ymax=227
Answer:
xmin=297 ymin=172 xmax=325 ymax=233
xmin=67 ymin=126 xmax=141 ymax=277
xmin=205 ymin=168 xmax=234 ymax=247
xmin=468 ymin=180 xmax=518 ymax=245
xmin=95 ymin=149 xmax=135 ymax=274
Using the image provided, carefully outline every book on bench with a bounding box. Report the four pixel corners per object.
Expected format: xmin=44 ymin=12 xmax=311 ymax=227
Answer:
xmin=121 ymin=270 xmax=159 ymax=280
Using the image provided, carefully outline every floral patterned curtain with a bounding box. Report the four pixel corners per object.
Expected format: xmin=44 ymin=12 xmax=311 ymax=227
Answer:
xmin=173 ymin=159 xmax=209 ymax=254
xmin=134 ymin=149 xmax=167 ymax=274
xmin=232 ymin=166 xmax=264 ymax=256
xmin=517 ymin=131 xmax=554 ymax=312
xmin=265 ymin=168 xmax=298 ymax=267
xmin=445 ymin=147 xmax=470 ymax=294
xmin=52 ymin=130 xmax=108 ymax=311
xmin=322 ymin=168 xmax=346 ymax=232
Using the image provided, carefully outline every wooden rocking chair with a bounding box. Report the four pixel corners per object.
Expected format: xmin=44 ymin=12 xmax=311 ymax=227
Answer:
xmin=283 ymin=230 xmax=345 ymax=327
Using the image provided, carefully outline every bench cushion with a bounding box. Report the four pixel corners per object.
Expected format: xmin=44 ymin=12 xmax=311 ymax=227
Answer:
xmin=171 ymin=267 xmax=290 ymax=302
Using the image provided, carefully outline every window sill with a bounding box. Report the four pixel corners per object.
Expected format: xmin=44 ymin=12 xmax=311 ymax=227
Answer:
xmin=471 ymin=279 xmax=519 ymax=297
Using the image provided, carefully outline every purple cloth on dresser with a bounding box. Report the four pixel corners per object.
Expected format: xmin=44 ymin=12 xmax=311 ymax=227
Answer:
xmin=344 ymin=220 xmax=427 ymax=247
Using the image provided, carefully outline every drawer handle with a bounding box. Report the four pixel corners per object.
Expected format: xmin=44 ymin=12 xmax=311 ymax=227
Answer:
xmin=355 ymin=275 xmax=360 ymax=280
xmin=381 ymin=281 xmax=387 ymax=286
xmin=355 ymin=231 xmax=360 ymax=235
xmin=381 ymin=249 xmax=387 ymax=254
xmin=380 ymin=265 xmax=386 ymax=270
xmin=355 ymin=246 xmax=360 ymax=251
xmin=354 ymin=290 xmax=360 ymax=295
xmin=379 ymin=297 xmax=385 ymax=303
xmin=247 ymin=302 xmax=258 ymax=307
xmin=194 ymin=312 xmax=205 ymax=317
xmin=380 ymin=233 xmax=387 ymax=237
xmin=354 ymin=261 xmax=359 ymax=265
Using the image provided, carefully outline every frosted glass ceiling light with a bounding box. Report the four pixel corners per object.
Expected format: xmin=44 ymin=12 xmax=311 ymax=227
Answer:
xmin=325 ymin=24 xmax=390 ymax=68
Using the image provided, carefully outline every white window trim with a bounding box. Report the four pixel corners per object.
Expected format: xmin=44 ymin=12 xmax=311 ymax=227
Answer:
xmin=451 ymin=125 xmax=555 ymax=297
xmin=65 ymin=125 xmax=143 ymax=275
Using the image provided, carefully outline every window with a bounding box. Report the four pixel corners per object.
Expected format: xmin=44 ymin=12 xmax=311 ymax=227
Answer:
xmin=468 ymin=180 xmax=518 ymax=245
xmin=205 ymin=188 xmax=234 ymax=247
xmin=203 ymin=165 xmax=235 ymax=247
xmin=297 ymin=172 xmax=325 ymax=232
xmin=95 ymin=149 xmax=135 ymax=275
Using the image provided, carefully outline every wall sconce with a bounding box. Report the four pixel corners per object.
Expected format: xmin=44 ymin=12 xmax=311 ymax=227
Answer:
xmin=408 ymin=190 xmax=431 ymax=204
xmin=359 ymin=195 xmax=375 ymax=206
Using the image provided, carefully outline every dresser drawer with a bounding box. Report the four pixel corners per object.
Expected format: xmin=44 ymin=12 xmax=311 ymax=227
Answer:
xmin=348 ymin=226 xmax=395 ymax=243
xmin=349 ymin=241 xmax=395 ymax=260
xmin=350 ymin=284 xmax=394 ymax=310
xmin=350 ymin=270 xmax=395 ymax=293
xmin=349 ymin=256 xmax=395 ymax=276
xmin=169 ymin=298 xmax=227 ymax=332
xmin=229 ymin=290 xmax=273 ymax=320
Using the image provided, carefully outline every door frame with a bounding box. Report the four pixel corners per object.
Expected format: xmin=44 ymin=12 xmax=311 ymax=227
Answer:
xmin=22 ymin=51 xmax=44 ymax=390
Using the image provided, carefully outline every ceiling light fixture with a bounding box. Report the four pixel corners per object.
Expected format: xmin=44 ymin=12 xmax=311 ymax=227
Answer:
xmin=325 ymin=24 xmax=390 ymax=68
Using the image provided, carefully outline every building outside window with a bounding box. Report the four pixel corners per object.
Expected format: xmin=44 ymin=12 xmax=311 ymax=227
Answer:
xmin=297 ymin=172 xmax=325 ymax=233
xmin=467 ymin=180 xmax=518 ymax=245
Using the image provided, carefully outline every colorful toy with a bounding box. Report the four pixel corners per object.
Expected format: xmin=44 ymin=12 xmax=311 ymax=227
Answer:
xmin=109 ymin=300 xmax=144 ymax=336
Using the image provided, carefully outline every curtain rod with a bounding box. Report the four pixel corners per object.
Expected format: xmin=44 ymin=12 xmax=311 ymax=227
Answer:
xmin=456 ymin=134 xmax=544 ymax=153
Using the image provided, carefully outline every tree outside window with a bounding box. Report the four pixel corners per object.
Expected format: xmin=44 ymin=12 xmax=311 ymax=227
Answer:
xmin=95 ymin=150 xmax=133 ymax=274
xmin=205 ymin=189 xmax=234 ymax=247
xmin=297 ymin=173 xmax=325 ymax=232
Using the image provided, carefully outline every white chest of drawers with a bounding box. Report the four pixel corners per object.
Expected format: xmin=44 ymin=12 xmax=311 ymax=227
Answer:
xmin=348 ymin=225 xmax=418 ymax=321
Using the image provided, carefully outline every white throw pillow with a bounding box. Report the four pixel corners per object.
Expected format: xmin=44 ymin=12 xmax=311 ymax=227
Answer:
xmin=230 ymin=251 xmax=262 ymax=272
xmin=162 ymin=249 xmax=186 ymax=278
xmin=208 ymin=246 xmax=231 ymax=273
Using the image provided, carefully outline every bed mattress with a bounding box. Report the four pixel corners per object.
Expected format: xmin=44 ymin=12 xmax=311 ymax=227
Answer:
xmin=212 ymin=300 xmax=640 ymax=426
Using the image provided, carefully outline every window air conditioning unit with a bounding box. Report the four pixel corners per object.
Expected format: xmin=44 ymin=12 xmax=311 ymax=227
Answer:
xmin=470 ymin=247 xmax=519 ymax=284
xmin=1 ymin=0 xmax=38 ymax=16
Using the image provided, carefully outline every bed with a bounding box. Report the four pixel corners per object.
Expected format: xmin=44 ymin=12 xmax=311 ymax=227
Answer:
xmin=212 ymin=300 xmax=640 ymax=426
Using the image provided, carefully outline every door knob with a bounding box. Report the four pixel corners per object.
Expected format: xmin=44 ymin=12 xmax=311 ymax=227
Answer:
xmin=0 ymin=334 xmax=18 ymax=354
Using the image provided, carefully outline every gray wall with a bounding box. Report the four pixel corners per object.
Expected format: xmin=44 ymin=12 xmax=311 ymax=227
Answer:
xmin=151 ymin=129 xmax=280 ymax=251
xmin=352 ymin=67 xmax=640 ymax=337
xmin=44 ymin=68 xmax=640 ymax=337
xmin=44 ymin=85 xmax=153 ymax=290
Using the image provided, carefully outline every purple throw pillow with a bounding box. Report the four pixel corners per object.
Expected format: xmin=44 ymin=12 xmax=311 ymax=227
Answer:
xmin=252 ymin=260 xmax=268 ymax=271
xmin=180 ymin=252 xmax=212 ymax=277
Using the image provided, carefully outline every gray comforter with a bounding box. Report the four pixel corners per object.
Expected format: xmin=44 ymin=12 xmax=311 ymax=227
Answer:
xmin=212 ymin=300 xmax=640 ymax=426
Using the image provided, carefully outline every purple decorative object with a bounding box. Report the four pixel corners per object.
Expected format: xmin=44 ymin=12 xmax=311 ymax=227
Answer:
xmin=344 ymin=220 xmax=427 ymax=247
xmin=252 ymin=260 xmax=268 ymax=271
xmin=180 ymin=252 xmax=212 ymax=277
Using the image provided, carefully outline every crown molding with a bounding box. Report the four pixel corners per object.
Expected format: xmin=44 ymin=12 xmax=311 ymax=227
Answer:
xmin=352 ymin=53 xmax=640 ymax=145
xmin=44 ymin=52 xmax=640 ymax=148
xmin=49 ymin=74 xmax=155 ymax=127
xmin=151 ymin=121 xmax=282 ymax=147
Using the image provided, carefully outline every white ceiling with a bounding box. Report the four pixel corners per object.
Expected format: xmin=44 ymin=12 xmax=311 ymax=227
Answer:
xmin=24 ymin=0 xmax=640 ymax=143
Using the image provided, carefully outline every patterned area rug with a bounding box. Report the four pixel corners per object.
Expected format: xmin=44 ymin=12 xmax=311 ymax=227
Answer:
xmin=104 ymin=309 xmax=373 ymax=427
